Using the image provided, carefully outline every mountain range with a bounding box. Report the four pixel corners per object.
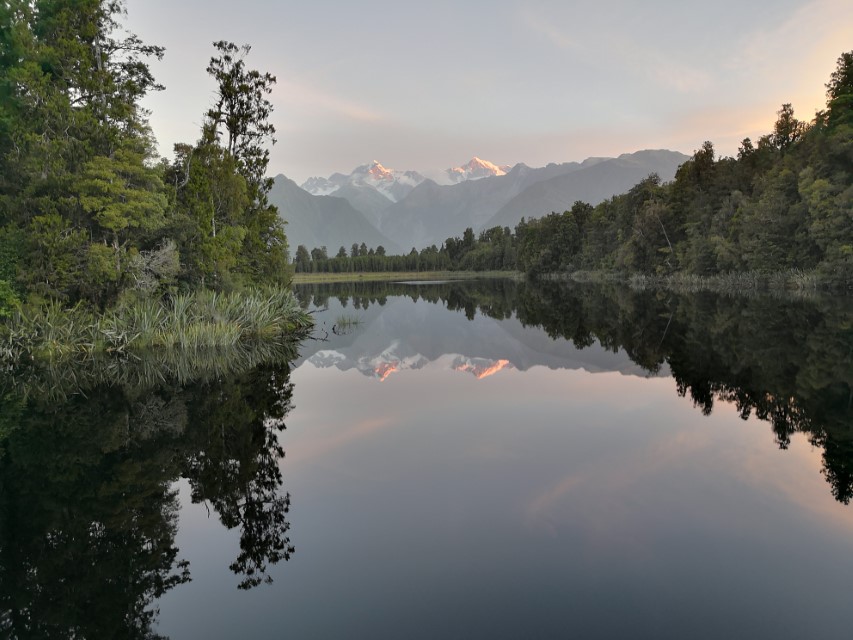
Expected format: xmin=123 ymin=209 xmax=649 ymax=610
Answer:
xmin=272 ymin=150 xmax=689 ymax=253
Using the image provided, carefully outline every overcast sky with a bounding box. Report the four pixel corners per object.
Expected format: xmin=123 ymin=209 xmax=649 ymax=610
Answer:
xmin=127 ymin=0 xmax=852 ymax=183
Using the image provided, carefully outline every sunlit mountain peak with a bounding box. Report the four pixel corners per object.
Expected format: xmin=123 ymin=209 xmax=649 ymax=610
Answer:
xmin=446 ymin=157 xmax=511 ymax=183
xmin=301 ymin=161 xmax=427 ymax=203
xmin=452 ymin=356 xmax=514 ymax=379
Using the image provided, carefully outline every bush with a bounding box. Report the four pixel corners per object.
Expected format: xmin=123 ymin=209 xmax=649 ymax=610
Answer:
xmin=0 ymin=280 xmax=20 ymax=319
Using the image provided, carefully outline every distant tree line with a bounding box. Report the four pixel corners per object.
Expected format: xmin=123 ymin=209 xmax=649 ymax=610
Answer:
xmin=297 ymin=50 xmax=853 ymax=287
xmin=292 ymin=224 xmax=516 ymax=274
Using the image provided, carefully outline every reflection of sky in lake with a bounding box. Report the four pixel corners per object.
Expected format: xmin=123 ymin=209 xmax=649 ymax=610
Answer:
xmin=157 ymin=294 xmax=853 ymax=639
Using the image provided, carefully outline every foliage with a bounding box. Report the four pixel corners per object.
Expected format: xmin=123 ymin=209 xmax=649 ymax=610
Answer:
xmin=0 ymin=280 xmax=19 ymax=318
xmin=1 ymin=287 xmax=312 ymax=363
xmin=0 ymin=3 xmax=293 ymax=314
xmin=162 ymin=40 xmax=288 ymax=289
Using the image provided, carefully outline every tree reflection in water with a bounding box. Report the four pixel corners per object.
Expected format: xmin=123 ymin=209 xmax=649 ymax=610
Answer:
xmin=2 ymin=279 xmax=852 ymax=636
xmin=0 ymin=347 xmax=299 ymax=638
xmin=298 ymin=279 xmax=853 ymax=503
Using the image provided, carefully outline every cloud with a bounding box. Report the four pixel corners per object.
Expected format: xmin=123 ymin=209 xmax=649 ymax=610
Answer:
xmin=729 ymin=0 xmax=853 ymax=109
xmin=521 ymin=6 xmax=712 ymax=94
xmin=275 ymin=79 xmax=386 ymax=124
xmin=287 ymin=414 xmax=396 ymax=465
xmin=528 ymin=474 xmax=586 ymax=520
xmin=647 ymin=56 xmax=713 ymax=93
xmin=520 ymin=8 xmax=582 ymax=51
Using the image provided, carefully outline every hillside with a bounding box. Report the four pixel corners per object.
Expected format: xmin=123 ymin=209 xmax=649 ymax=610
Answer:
xmin=484 ymin=150 xmax=689 ymax=230
xmin=378 ymin=160 xmax=587 ymax=249
xmin=269 ymin=176 xmax=400 ymax=254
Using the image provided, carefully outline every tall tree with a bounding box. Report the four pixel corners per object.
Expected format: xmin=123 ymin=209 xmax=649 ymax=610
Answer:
xmin=0 ymin=0 xmax=166 ymax=303
xmin=204 ymin=41 xmax=287 ymax=282
xmin=772 ymin=103 xmax=805 ymax=152
xmin=825 ymin=51 xmax=853 ymax=128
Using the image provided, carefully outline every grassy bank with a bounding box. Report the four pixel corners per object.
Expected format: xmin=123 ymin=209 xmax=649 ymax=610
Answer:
xmin=1 ymin=287 xmax=313 ymax=363
xmin=291 ymin=270 xmax=522 ymax=284
xmin=293 ymin=267 xmax=832 ymax=297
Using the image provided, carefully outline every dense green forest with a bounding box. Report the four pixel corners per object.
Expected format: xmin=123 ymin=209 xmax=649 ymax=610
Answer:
xmin=297 ymin=51 xmax=853 ymax=288
xmin=0 ymin=1 xmax=292 ymax=318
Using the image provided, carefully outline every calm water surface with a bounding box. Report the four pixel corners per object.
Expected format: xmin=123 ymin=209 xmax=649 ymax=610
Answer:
xmin=2 ymin=280 xmax=852 ymax=639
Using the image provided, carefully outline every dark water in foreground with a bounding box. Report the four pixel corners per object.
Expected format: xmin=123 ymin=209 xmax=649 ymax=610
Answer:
xmin=1 ymin=280 xmax=852 ymax=639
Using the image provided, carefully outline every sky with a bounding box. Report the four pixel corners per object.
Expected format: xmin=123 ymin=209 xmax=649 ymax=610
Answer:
xmin=126 ymin=0 xmax=853 ymax=184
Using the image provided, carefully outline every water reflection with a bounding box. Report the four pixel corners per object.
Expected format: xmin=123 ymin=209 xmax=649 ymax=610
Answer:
xmin=296 ymin=279 xmax=853 ymax=503
xmin=2 ymin=280 xmax=851 ymax=638
xmin=0 ymin=347 xmax=298 ymax=637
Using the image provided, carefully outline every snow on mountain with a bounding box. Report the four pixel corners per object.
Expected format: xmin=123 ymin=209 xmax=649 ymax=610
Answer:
xmin=300 ymin=157 xmax=511 ymax=203
xmin=451 ymin=356 xmax=515 ymax=379
xmin=445 ymin=157 xmax=511 ymax=183
xmin=301 ymin=161 xmax=427 ymax=204
xmin=307 ymin=340 xmax=429 ymax=382
xmin=300 ymin=176 xmax=340 ymax=196
xmin=306 ymin=349 xmax=514 ymax=381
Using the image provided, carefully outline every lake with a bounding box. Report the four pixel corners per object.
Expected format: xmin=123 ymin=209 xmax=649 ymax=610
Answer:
xmin=2 ymin=279 xmax=852 ymax=639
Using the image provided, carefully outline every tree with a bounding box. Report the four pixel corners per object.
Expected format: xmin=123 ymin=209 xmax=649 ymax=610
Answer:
xmin=826 ymin=51 xmax=853 ymax=127
xmin=0 ymin=0 xmax=166 ymax=304
xmin=203 ymin=41 xmax=286 ymax=283
xmin=78 ymin=142 xmax=168 ymax=273
xmin=294 ymin=244 xmax=310 ymax=272
xmin=462 ymin=227 xmax=475 ymax=249
xmin=165 ymin=140 xmax=249 ymax=287
xmin=205 ymin=42 xmax=275 ymax=189
xmin=772 ymin=103 xmax=804 ymax=152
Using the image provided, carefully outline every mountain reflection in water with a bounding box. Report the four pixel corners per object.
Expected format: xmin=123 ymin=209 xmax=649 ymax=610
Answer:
xmin=1 ymin=279 xmax=851 ymax=638
xmin=297 ymin=278 xmax=852 ymax=504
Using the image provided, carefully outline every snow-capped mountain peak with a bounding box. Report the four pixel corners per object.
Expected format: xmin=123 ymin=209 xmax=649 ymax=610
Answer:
xmin=445 ymin=157 xmax=511 ymax=183
xmin=361 ymin=160 xmax=392 ymax=181
xmin=301 ymin=161 xmax=426 ymax=203
xmin=300 ymin=175 xmax=340 ymax=196
xmin=452 ymin=356 xmax=514 ymax=379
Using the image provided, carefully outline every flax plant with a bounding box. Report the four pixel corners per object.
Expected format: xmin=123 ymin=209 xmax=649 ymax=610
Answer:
xmin=1 ymin=288 xmax=313 ymax=364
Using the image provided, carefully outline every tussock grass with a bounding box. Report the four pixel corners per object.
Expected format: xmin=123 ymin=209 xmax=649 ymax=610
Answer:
xmin=5 ymin=338 xmax=304 ymax=403
xmin=335 ymin=314 xmax=362 ymax=328
xmin=1 ymin=287 xmax=313 ymax=364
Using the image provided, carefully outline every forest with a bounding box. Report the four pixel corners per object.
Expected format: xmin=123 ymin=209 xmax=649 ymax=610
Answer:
xmin=297 ymin=51 xmax=853 ymax=289
xmin=0 ymin=1 xmax=307 ymax=347
xmin=2 ymin=1 xmax=850 ymax=319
